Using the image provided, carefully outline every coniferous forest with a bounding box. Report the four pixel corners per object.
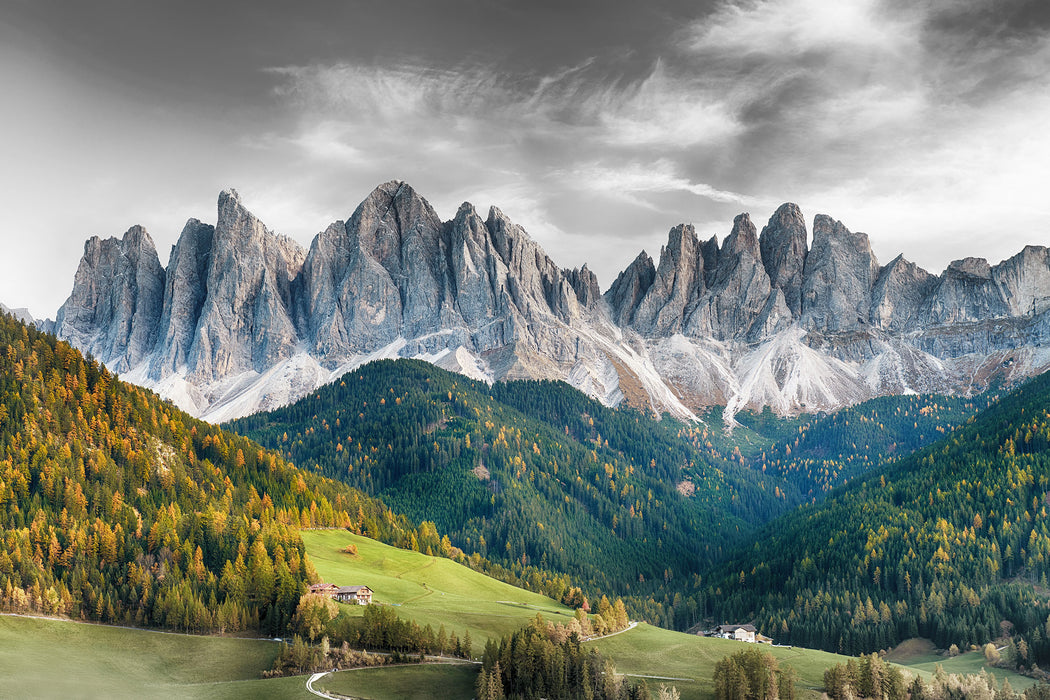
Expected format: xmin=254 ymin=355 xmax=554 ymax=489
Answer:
xmin=701 ymin=369 xmax=1050 ymax=667
xmin=0 ymin=312 xmax=488 ymax=635
xmin=229 ymin=356 xmax=991 ymax=630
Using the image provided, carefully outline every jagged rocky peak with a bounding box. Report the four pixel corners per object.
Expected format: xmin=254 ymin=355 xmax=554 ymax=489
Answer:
xmin=484 ymin=205 xmax=581 ymax=323
xmin=948 ymin=257 xmax=993 ymax=279
xmin=630 ymin=223 xmax=704 ymax=336
xmin=993 ymin=245 xmax=1050 ymax=316
xmin=722 ymin=212 xmax=760 ymax=258
xmin=349 ymin=180 xmax=445 ymax=274
xmin=55 ymin=225 xmax=165 ymax=373
xmin=685 ymin=212 xmax=788 ymax=341
xmin=150 ymin=219 xmax=215 ymax=377
xmin=564 ymin=264 xmax=601 ymax=309
xmin=604 ymin=251 xmax=656 ymax=327
xmin=185 ymin=190 xmax=306 ymax=382
xmin=759 ymin=203 xmax=808 ymax=317
xmin=300 ymin=180 xmax=449 ymax=356
xmin=870 ymin=254 xmax=936 ymax=332
xmin=801 ymin=214 xmax=880 ymax=332
xmin=445 ymin=201 xmax=502 ymax=329
xmin=918 ymin=255 xmax=1009 ymax=326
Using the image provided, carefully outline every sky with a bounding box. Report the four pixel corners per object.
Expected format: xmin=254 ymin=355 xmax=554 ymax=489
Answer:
xmin=2 ymin=0 xmax=1049 ymax=319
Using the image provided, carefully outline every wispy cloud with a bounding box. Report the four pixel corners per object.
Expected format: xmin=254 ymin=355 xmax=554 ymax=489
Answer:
xmin=253 ymin=0 xmax=1050 ymax=287
xmin=562 ymin=159 xmax=769 ymax=209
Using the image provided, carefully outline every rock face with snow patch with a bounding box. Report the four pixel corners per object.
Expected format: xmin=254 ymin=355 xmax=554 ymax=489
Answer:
xmin=53 ymin=183 xmax=1050 ymax=423
xmin=184 ymin=190 xmax=305 ymax=384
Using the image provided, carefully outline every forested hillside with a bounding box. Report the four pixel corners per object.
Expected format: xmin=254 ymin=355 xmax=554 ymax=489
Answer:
xmin=703 ymin=370 xmax=1050 ymax=666
xmin=0 ymin=312 xmax=463 ymax=635
xmin=739 ymin=393 xmax=989 ymax=500
xmin=228 ymin=359 xmax=790 ymax=621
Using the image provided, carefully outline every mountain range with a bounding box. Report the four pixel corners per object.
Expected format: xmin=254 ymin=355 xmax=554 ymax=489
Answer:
xmin=50 ymin=181 xmax=1050 ymax=422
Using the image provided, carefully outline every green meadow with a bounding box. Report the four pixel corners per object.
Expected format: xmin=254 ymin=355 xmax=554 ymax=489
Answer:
xmin=885 ymin=638 xmax=1036 ymax=691
xmin=302 ymin=529 xmax=860 ymax=700
xmin=587 ymin=622 xmax=851 ymax=700
xmin=316 ymin=663 xmax=478 ymax=699
xmin=301 ymin=528 xmax=575 ymax=644
xmin=4 ymin=529 xmax=1033 ymax=700
xmin=0 ymin=614 xmax=308 ymax=699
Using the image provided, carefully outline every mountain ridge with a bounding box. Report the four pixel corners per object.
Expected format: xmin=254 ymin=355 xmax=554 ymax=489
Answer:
xmin=52 ymin=181 xmax=1050 ymax=422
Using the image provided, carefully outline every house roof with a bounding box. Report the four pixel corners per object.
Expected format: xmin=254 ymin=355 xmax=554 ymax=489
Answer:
xmin=309 ymin=583 xmax=339 ymax=591
xmin=336 ymin=585 xmax=372 ymax=594
xmin=717 ymin=624 xmax=757 ymax=633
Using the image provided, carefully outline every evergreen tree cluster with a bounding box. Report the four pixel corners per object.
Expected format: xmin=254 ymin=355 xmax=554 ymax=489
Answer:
xmin=822 ymin=654 xmax=1050 ymax=700
xmin=703 ymin=370 xmax=1050 ymax=662
xmin=712 ymin=646 xmax=797 ymax=700
xmin=822 ymin=653 xmax=906 ymax=700
xmin=747 ymin=394 xmax=988 ymax=500
xmin=477 ymin=615 xmax=651 ymax=700
xmin=0 ymin=312 xmax=477 ymax=635
xmin=328 ymin=603 xmax=476 ymax=658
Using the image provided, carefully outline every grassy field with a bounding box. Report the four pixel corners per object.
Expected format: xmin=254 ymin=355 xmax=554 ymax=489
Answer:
xmin=588 ymin=622 xmax=851 ymax=700
xmin=317 ymin=663 xmax=478 ymax=699
xmin=6 ymin=531 xmax=1027 ymax=700
xmin=0 ymin=614 xmax=309 ymax=699
xmin=886 ymin=638 xmax=1037 ymax=691
xmin=301 ymin=529 xmax=575 ymax=644
xmin=302 ymin=529 xmax=862 ymax=700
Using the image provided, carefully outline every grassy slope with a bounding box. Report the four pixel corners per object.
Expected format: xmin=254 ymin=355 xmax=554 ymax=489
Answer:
xmin=304 ymin=529 xmax=862 ymax=700
xmin=0 ymin=615 xmax=307 ymax=700
xmin=317 ymin=664 xmax=478 ymax=700
xmin=302 ymin=529 xmax=574 ymax=644
xmin=6 ymin=534 xmax=1020 ymax=700
xmin=588 ymin=622 xmax=848 ymax=700
xmin=885 ymin=638 xmax=1036 ymax=691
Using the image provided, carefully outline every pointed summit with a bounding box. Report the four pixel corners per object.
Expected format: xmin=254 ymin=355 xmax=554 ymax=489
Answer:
xmin=759 ymin=203 xmax=808 ymax=317
xmin=605 ymin=251 xmax=656 ymax=327
xmin=55 ymin=225 xmax=165 ymax=373
xmin=802 ymin=215 xmax=879 ymax=331
xmin=628 ymin=224 xmax=704 ymax=335
xmin=722 ymin=213 xmax=760 ymax=259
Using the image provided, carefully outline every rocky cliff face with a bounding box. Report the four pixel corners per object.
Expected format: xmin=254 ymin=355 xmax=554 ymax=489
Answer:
xmin=759 ymin=203 xmax=808 ymax=317
xmin=54 ymin=183 xmax=1050 ymax=423
xmin=54 ymin=226 xmax=165 ymax=373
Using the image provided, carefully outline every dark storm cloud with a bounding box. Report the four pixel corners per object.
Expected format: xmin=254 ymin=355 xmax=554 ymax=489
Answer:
xmin=1 ymin=0 xmax=1049 ymax=316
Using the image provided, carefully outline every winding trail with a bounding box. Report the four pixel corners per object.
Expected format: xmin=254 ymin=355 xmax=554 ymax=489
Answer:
xmin=586 ymin=620 xmax=638 ymax=641
xmin=305 ymin=657 xmax=481 ymax=698
xmin=305 ymin=671 xmax=334 ymax=699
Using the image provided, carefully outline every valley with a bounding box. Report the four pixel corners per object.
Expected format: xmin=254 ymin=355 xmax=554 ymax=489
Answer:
xmin=3 ymin=526 xmax=1037 ymax=699
xmin=4 ymin=304 xmax=1050 ymax=698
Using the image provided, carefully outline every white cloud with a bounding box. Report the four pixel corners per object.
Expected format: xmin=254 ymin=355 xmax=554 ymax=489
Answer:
xmin=685 ymin=0 xmax=921 ymax=58
xmin=563 ymin=159 xmax=769 ymax=209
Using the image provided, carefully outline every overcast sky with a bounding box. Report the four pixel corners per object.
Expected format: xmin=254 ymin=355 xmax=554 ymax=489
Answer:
xmin=2 ymin=0 xmax=1049 ymax=319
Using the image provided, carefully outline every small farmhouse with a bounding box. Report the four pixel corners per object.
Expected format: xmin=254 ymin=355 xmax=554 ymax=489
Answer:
xmin=334 ymin=585 xmax=373 ymax=605
xmin=308 ymin=583 xmax=340 ymax=597
xmin=714 ymin=624 xmax=757 ymax=642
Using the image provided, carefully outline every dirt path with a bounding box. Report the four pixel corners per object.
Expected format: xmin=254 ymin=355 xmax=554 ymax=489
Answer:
xmin=306 ymin=671 xmax=338 ymax=699
xmin=586 ymin=620 xmax=638 ymax=640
